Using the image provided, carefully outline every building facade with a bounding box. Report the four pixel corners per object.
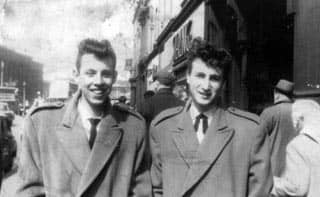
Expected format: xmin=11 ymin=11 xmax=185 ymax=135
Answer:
xmin=0 ymin=46 xmax=43 ymax=108
xmin=132 ymin=0 xmax=320 ymax=113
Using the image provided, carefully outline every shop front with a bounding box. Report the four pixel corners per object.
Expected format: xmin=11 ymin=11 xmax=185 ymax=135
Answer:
xmin=142 ymin=0 xmax=299 ymax=114
xmin=147 ymin=0 xmax=249 ymax=109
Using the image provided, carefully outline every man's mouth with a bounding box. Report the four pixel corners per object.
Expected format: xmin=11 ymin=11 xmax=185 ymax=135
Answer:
xmin=198 ymin=91 xmax=212 ymax=98
xmin=90 ymin=89 xmax=106 ymax=95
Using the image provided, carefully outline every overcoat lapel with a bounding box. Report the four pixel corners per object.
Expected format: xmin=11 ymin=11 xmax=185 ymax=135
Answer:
xmin=77 ymin=112 xmax=123 ymax=196
xmin=181 ymin=109 xmax=234 ymax=195
xmin=172 ymin=110 xmax=199 ymax=168
xmin=56 ymin=92 xmax=91 ymax=174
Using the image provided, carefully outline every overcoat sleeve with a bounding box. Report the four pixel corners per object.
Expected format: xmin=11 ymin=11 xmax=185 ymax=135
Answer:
xmin=149 ymin=125 xmax=163 ymax=197
xmin=16 ymin=115 xmax=45 ymax=197
xmin=248 ymin=125 xmax=273 ymax=197
xmin=260 ymin=109 xmax=274 ymax=136
xmin=272 ymin=142 xmax=309 ymax=196
xmin=130 ymin=121 xmax=152 ymax=197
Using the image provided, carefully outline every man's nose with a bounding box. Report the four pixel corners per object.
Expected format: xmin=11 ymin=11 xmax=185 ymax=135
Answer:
xmin=201 ymin=78 xmax=211 ymax=90
xmin=93 ymin=74 xmax=103 ymax=84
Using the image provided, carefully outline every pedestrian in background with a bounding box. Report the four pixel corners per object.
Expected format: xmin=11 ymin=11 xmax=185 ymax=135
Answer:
xmin=173 ymin=85 xmax=188 ymax=102
xmin=16 ymin=39 xmax=151 ymax=197
xmin=141 ymin=70 xmax=184 ymax=125
xmin=272 ymin=99 xmax=320 ymax=197
xmin=260 ymin=79 xmax=297 ymax=176
xmin=150 ymin=37 xmax=272 ymax=197
xmin=0 ymin=116 xmax=16 ymax=183
xmin=143 ymin=90 xmax=155 ymax=100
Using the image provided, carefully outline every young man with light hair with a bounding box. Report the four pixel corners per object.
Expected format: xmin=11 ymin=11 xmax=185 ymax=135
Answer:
xmin=16 ymin=39 xmax=151 ymax=197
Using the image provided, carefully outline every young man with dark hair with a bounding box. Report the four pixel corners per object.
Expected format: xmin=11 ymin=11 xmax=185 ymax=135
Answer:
xmin=16 ymin=39 xmax=151 ymax=197
xmin=150 ymin=38 xmax=272 ymax=197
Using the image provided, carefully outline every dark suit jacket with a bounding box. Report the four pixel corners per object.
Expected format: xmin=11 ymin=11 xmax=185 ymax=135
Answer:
xmin=16 ymin=91 xmax=151 ymax=197
xmin=260 ymin=100 xmax=297 ymax=176
xmin=150 ymin=103 xmax=272 ymax=197
xmin=141 ymin=88 xmax=184 ymax=125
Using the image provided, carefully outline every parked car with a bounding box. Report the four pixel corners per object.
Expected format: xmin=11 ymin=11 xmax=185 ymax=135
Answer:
xmin=0 ymin=102 xmax=14 ymax=123
xmin=0 ymin=116 xmax=17 ymax=174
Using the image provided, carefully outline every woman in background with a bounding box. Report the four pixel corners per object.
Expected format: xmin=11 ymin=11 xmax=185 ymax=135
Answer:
xmin=272 ymin=99 xmax=320 ymax=197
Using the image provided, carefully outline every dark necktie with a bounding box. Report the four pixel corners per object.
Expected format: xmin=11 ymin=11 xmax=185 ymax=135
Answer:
xmin=194 ymin=113 xmax=208 ymax=134
xmin=88 ymin=118 xmax=100 ymax=149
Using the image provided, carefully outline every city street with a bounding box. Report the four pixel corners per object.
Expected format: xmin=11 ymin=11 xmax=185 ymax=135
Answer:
xmin=0 ymin=115 xmax=24 ymax=197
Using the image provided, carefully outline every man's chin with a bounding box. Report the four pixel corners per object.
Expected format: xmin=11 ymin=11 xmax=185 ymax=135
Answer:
xmin=196 ymin=98 xmax=213 ymax=106
xmin=88 ymin=97 xmax=109 ymax=106
xmin=193 ymin=98 xmax=216 ymax=108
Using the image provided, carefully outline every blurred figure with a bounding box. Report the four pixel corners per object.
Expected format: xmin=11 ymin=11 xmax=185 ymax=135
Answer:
xmin=140 ymin=70 xmax=184 ymax=125
xmin=0 ymin=116 xmax=17 ymax=186
xmin=113 ymin=95 xmax=133 ymax=111
xmin=32 ymin=91 xmax=45 ymax=108
xmin=143 ymin=90 xmax=155 ymax=100
xmin=260 ymin=79 xmax=297 ymax=176
xmin=173 ymin=85 xmax=188 ymax=102
xmin=118 ymin=95 xmax=127 ymax=104
xmin=272 ymin=99 xmax=320 ymax=197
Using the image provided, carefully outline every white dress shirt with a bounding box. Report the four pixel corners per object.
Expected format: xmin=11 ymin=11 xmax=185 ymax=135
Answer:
xmin=77 ymin=99 xmax=104 ymax=140
xmin=189 ymin=103 xmax=214 ymax=143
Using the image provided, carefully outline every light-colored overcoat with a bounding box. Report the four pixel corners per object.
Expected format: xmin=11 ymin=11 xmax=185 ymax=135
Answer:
xmin=150 ymin=103 xmax=272 ymax=197
xmin=273 ymin=134 xmax=320 ymax=197
xmin=16 ymin=92 xmax=151 ymax=197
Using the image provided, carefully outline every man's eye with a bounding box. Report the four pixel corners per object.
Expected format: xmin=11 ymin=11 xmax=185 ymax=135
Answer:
xmin=102 ymin=71 xmax=113 ymax=78
xmin=195 ymin=73 xmax=205 ymax=78
xmin=210 ymin=75 xmax=221 ymax=81
xmin=85 ymin=71 xmax=96 ymax=76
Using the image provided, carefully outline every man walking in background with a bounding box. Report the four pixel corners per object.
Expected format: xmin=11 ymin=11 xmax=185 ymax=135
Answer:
xmin=16 ymin=39 xmax=151 ymax=197
xmin=150 ymin=38 xmax=272 ymax=197
xmin=260 ymin=79 xmax=297 ymax=176
xmin=141 ymin=70 xmax=184 ymax=125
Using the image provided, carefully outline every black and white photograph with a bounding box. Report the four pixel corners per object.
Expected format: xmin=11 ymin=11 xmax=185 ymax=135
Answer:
xmin=0 ymin=0 xmax=319 ymax=196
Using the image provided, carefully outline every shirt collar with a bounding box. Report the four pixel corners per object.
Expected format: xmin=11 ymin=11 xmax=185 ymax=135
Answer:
xmin=78 ymin=97 xmax=104 ymax=121
xmin=189 ymin=102 xmax=215 ymax=124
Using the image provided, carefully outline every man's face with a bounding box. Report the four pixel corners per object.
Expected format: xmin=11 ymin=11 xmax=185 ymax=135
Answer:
xmin=76 ymin=54 xmax=117 ymax=107
xmin=187 ymin=58 xmax=223 ymax=111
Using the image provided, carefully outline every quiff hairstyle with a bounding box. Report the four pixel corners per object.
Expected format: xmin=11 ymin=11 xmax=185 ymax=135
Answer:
xmin=186 ymin=37 xmax=232 ymax=80
xmin=75 ymin=39 xmax=117 ymax=72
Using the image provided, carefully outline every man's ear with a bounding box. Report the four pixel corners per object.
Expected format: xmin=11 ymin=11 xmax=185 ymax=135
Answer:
xmin=112 ymin=70 xmax=118 ymax=83
xmin=186 ymin=72 xmax=190 ymax=84
xmin=72 ymin=69 xmax=80 ymax=83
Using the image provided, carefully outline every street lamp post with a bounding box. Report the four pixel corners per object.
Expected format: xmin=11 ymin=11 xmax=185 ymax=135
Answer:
xmin=1 ymin=61 xmax=4 ymax=87
xmin=23 ymin=81 xmax=26 ymax=115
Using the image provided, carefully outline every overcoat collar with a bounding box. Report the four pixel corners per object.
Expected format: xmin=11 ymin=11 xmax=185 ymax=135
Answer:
xmin=172 ymin=100 xmax=234 ymax=195
xmin=56 ymin=91 xmax=123 ymax=196
xmin=77 ymin=110 xmax=123 ymax=196
xmin=56 ymin=91 xmax=91 ymax=173
xmin=275 ymin=97 xmax=292 ymax=105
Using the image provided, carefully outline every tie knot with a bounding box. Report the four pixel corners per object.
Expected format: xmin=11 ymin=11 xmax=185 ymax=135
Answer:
xmin=88 ymin=118 xmax=100 ymax=127
xmin=196 ymin=113 xmax=207 ymax=120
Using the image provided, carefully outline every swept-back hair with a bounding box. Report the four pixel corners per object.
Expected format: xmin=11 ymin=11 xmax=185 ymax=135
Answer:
xmin=75 ymin=39 xmax=116 ymax=71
